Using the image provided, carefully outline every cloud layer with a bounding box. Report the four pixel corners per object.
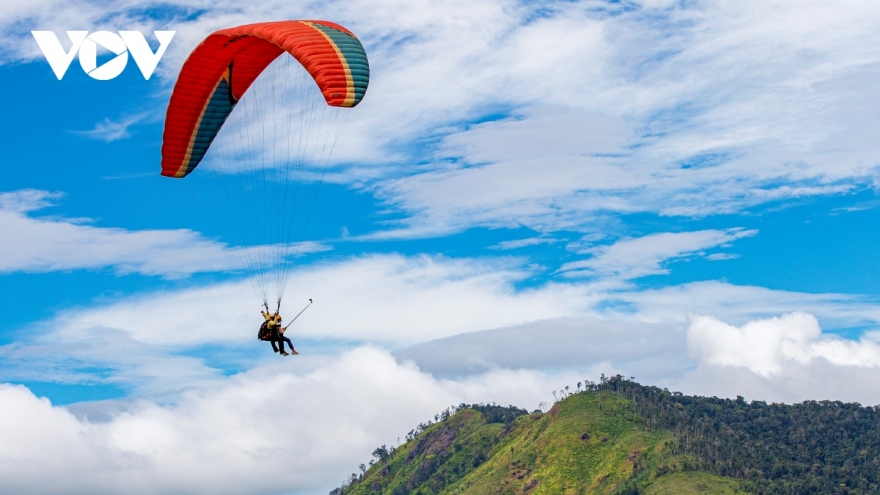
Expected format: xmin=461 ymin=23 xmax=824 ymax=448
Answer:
xmin=0 ymin=190 xmax=326 ymax=278
xmin=3 ymin=247 xmax=880 ymax=493
xmin=7 ymin=1 xmax=880 ymax=237
xmin=42 ymin=253 xmax=593 ymax=348
xmin=560 ymin=228 xmax=757 ymax=280
xmin=5 ymin=249 xmax=880 ymax=399
xmin=0 ymin=346 xmax=572 ymax=495
xmin=5 ymin=310 xmax=880 ymax=494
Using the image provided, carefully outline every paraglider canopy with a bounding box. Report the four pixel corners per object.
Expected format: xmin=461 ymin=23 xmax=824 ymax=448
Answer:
xmin=160 ymin=21 xmax=369 ymax=305
xmin=161 ymin=20 xmax=369 ymax=178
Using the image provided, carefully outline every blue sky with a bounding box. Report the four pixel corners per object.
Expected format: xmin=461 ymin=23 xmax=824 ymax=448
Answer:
xmin=3 ymin=1 xmax=880 ymax=493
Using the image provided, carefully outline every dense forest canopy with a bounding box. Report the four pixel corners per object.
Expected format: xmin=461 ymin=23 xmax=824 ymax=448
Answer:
xmin=334 ymin=376 xmax=880 ymax=494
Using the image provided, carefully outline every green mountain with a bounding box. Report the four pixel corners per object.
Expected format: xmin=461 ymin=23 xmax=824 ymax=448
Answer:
xmin=332 ymin=376 xmax=880 ymax=495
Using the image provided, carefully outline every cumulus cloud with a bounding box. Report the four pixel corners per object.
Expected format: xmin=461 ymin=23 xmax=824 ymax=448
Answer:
xmin=687 ymin=311 xmax=880 ymax=377
xmin=665 ymin=311 xmax=880 ymax=405
xmin=4 ymin=315 xmax=880 ymax=495
xmin=0 ymin=190 xmax=327 ymax=277
xmin=0 ymin=346 xmax=575 ymax=495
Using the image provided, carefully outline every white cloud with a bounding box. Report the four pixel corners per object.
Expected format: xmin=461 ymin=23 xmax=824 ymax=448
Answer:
xmin=8 ymin=251 xmax=880 ymax=398
xmin=674 ymin=360 xmax=880 ymax=406
xmin=0 ymin=190 xmax=327 ymax=277
xmin=0 ymin=188 xmax=60 ymax=212
xmin=46 ymin=253 xmax=595 ymax=351
xmin=5 ymin=313 xmax=880 ymax=495
xmin=705 ymin=252 xmax=739 ymax=261
xmin=396 ymin=316 xmax=688 ymax=380
xmin=687 ymin=311 xmax=880 ymax=377
xmin=0 ymin=252 xmax=606 ymax=401
xmin=672 ymin=311 xmax=880 ymax=405
xmin=559 ymin=228 xmax=757 ymax=280
xmin=0 ymin=327 xmax=228 ymax=396
xmin=360 ymin=0 xmax=880 ymax=235
xmin=395 ymin=309 xmax=880 ymax=405
xmin=367 ymin=108 xmax=636 ymax=238
xmin=489 ymin=236 xmax=558 ymax=250
xmin=0 ymin=346 xmax=575 ymax=495
xmin=6 ymin=260 xmax=880 ymax=493
xmin=619 ymin=280 xmax=880 ymax=331
xmin=8 ymin=330 xmax=874 ymax=494
xmin=0 ymin=252 xmax=619 ymax=396
xmin=72 ymin=114 xmax=147 ymax=142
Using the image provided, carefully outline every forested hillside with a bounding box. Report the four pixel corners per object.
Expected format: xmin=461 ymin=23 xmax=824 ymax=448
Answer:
xmin=332 ymin=376 xmax=880 ymax=494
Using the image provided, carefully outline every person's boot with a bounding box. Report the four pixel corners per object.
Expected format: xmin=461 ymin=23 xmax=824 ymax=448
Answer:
xmin=280 ymin=351 xmax=289 ymax=356
xmin=291 ymin=349 xmax=300 ymax=355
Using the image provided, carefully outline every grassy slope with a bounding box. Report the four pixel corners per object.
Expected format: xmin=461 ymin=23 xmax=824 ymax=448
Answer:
xmin=446 ymin=392 xmax=665 ymax=494
xmin=341 ymin=392 xmax=749 ymax=495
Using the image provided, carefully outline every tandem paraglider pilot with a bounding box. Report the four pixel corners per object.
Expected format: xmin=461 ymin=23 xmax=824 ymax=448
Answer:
xmin=259 ymin=305 xmax=298 ymax=356
xmin=258 ymin=299 xmax=311 ymax=356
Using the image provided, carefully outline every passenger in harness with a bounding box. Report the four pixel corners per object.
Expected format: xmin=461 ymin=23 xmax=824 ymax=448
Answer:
xmin=277 ymin=324 xmax=298 ymax=356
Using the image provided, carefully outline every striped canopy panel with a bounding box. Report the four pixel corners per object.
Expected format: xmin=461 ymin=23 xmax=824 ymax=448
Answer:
xmin=161 ymin=20 xmax=369 ymax=178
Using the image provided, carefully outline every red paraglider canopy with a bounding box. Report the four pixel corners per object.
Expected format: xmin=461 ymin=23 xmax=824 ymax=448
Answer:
xmin=161 ymin=20 xmax=369 ymax=179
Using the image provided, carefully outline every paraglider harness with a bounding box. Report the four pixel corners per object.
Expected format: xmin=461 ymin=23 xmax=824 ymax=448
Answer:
xmin=258 ymin=320 xmax=275 ymax=341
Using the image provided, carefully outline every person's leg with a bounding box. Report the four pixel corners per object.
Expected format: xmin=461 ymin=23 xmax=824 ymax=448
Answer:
xmin=270 ymin=340 xmax=279 ymax=352
xmin=283 ymin=336 xmax=296 ymax=354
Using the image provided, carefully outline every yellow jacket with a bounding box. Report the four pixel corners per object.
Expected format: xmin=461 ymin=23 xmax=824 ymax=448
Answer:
xmin=262 ymin=311 xmax=281 ymax=331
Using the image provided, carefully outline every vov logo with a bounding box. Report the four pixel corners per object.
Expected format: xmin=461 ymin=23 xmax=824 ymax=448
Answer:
xmin=31 ymin=31 xmax=175 ymax=80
